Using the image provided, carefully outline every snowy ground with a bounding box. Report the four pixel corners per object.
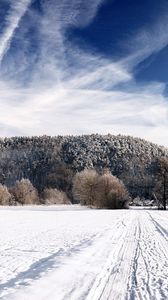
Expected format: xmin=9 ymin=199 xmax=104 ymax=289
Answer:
xmin=0 ymin=205 xmax=168 ymax=300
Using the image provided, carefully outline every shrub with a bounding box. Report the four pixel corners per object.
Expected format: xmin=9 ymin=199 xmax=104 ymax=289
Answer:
xmin=94 ymin=172 xmax=129 ymax=208
xmin=11 ymin=179 xmax=39 ymax=205
xmin=73 ymin=169 xmax=130 ymax=208
xmin=0 ymin=184 xmax=13 ymax=205
xmin=43 ymin=188 xmax=71 ymax=205
xmin=72 ymin=169 xmax=98 ymax=205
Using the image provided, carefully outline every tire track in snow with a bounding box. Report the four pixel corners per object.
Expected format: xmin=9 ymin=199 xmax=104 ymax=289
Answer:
xmin=126 ymin=211 xmax=168 ymax=300
xmin=1 ymin=212 xmax=132 ymax=300
xmin=0 ymin=232 xmax=105 ymax=298
xmin=85 ymin=212 xmax=138 ymax=300
xmin=85 ymin=211 xmax=168 ymax=300
xmin=0 ymin=213 xmax=128 ymax=300
xmin=126 ymin=216 xmax=151 ymax=300
xmin=48 ymin=214 xmax=133 ymax=300
xmin=147 ymin=212 xmax=168 ymax=242
xmin=1 ymin=208 xmax=168 ymax=300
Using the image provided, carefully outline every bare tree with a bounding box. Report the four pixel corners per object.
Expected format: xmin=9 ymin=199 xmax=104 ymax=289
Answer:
xmin=94 ymin=172 xmax=130 ymax=209
xmin=0 ymin=184 xmax=12 ymax=205
xmin=154 ymin=157 xmax=168 ymax=210
xmin=11 ymin=179 xmax=39 ymax=205
xmin=43 ymin=188 xmax=71 ymax=205
xmin=72 ymin=169 xmax=130 ymax=208
xmin=72 ymin=169 xmax=98 ymax=206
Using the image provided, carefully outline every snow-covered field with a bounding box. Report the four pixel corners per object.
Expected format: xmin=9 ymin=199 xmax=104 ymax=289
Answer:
xmin=0 ymin=205 xmax=168 ymax=300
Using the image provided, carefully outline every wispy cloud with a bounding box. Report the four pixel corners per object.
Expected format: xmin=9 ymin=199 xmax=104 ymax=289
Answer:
xmin=122 ymin=13 xmax=168 ymax=69
xmin=0 ymin=0 xmax=32 ymax=63
xmin=0 ymin=0 xmax=168 ymax=146
xmin=0 ymin=81 xmax=168 ymax=145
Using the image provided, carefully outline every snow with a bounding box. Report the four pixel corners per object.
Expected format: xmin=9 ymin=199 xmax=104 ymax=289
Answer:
xmin=0 ymin=205 xmax=168 ymax=300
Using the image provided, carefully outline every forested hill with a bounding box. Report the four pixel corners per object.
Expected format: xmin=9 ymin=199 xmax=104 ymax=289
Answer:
xmin=0 ymin=134 xmax=167 ymax=200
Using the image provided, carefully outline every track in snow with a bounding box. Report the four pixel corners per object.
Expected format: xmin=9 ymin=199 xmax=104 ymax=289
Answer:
xmin=0 ymin=206 xmax=168 ymax=300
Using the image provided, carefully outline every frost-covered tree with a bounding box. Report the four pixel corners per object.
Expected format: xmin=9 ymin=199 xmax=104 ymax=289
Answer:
xmin=43 ymin=188 xmax=71 ymax=205
xmin=154 ymin=157 xmax=168 ymax=210
xmin=72 ymin=169 xmax=130 ymax=209
xmin=0 ymin=184 xmax=12 ymax=205
xmin=0 ymin=134 xmax=168 ymax=201
xmin=73 ymin=169 xmax=98 ymax=205
xmin=46 ymin=163 xmax=74 ymax=200
xmin=94 ymin=172 xmax=130 ymax=209
xmin=11 ymin=179 xmax=39 ymax=205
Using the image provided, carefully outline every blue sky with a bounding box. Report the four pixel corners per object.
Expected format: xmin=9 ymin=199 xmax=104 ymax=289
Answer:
xmin=0 ymin=0 xmax=168 ymax=146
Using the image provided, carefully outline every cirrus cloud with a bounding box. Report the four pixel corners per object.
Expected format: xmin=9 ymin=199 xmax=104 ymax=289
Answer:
xmin=0 ymin=0 xmax=168 ymax=147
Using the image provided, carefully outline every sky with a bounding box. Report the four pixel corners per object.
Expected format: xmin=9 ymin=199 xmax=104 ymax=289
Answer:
xmin=0 ymin=0 xmax=168 ymax=146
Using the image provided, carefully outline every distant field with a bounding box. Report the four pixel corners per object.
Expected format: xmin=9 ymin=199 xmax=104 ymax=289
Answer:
xmin=0 ymin=206 xmax=168 ymax=300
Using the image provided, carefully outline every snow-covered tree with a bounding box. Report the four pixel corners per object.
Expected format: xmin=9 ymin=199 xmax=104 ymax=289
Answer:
xmin=11 ymin=179 xmax=39 ymax=205
xmin=94 ymin=172 xmax=130 ymax=209
xmin=73 ymin=169 xmax=98 ymax=205
xmin=154 ymin=157 xmax=168 ymax=210
xmin=43 ymin=188 xmax=71 ymax=205
xmin=0 ymin=184 xmax=12 ymax=205
xmin=0 ymin=134 xmax=167 ymax=201
xmin=72 ymin=169 xmax=130 ymax=209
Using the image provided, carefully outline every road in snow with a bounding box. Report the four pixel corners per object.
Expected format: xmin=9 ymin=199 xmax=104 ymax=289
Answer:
xmin=0 ymin=205 xmax=168 ymax=300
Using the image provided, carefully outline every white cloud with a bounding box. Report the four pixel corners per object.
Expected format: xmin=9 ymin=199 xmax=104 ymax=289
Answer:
xmin=0 ymin=0 xmax=32 ymax=63
xmin=66 ymin=54 xmax=132 ymax=90
xmin=122 ymin=13 xmax=168 ymax=69
xmin=0 ymin=81 xmax=168 ymax=146
xmin=41 ymin=0 xmax=104 ymax=28
xmin=0 ymin=0 xmax=168 ymax=147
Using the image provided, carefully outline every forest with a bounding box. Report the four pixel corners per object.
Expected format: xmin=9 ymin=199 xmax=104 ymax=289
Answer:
xmin=0 ymin=134 xmax=168 ymax=207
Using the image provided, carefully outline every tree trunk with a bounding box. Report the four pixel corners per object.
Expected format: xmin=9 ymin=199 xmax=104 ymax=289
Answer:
xmin=163 ymin=174 xmax=166 ymax=210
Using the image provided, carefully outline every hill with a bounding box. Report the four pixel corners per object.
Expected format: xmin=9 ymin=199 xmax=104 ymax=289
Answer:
xmin=0 ymin=134 xmax=167 ymax=200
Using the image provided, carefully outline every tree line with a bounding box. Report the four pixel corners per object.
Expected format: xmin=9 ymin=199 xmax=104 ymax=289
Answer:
xmin=0 ymin=134 xmax=168 ymax=209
